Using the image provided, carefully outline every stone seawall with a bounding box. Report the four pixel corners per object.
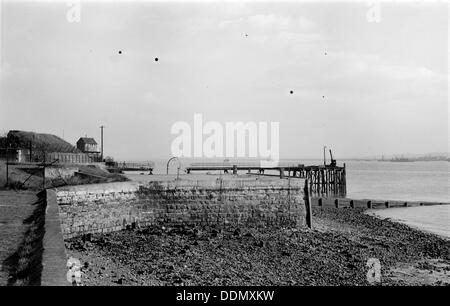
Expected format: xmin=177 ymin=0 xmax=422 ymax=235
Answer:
xmin=55 ymin=179 xmax=306 ymax=239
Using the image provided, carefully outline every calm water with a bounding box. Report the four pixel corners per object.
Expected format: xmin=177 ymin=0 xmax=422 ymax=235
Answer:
xmin=367 ymin=206 xmax=450 ymax=239
xmin=344 ymin=160 xmax=450 ymax=203
xmin=343 ymin=160 xmax=449 ymax=239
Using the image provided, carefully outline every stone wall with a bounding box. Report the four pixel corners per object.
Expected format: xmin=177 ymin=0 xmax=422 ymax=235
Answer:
xmin=45 ymin=166 xmax=79 ymax=180
xmin=55 ymin=179 xmax=306 ymax=239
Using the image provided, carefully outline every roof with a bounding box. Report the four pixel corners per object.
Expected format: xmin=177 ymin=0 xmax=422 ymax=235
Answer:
xmin=77 ymin=137 xmax=97 ymax=145
xmin=7 ymin=130 xmax=79 ymax=153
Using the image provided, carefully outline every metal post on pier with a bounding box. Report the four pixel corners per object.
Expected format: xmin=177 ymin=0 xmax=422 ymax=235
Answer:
xmin=304 ymin=179 xmax=312 ymax=229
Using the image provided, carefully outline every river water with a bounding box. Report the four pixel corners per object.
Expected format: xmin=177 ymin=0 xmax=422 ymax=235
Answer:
xmin=343 ymin=160 xmax=449 ymax=239
xmin=366 ymin=205 xmax=450 ymax=239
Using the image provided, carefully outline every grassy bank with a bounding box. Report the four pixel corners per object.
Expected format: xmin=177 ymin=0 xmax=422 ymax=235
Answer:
xmin=65 ymin=206 xmax=450 ymax=286
xmin=0 ymin=191 xmax=40 ymax=285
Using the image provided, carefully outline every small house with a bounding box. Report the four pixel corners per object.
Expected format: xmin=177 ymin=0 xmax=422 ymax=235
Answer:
xmin=76 ymin=137 xmax=99 ymax=153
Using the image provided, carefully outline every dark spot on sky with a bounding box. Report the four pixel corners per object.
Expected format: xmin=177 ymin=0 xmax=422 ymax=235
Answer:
xmin=290 ymin=90 xmax=294 ymax=94
xmin=322 ymin=95 xmax=325 ymax=99
xmin=245 ymin=34 xmax=248 ymax=37
xmin=155 ymin=57 xmax=159 ymax=62
xmin=324 ymin=52 xmax=327 ymax=55
xmin=118 ymin=50 xmax=122 ymax=54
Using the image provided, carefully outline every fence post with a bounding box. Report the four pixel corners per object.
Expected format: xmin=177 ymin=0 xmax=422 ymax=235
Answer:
xmin=42 ymin=154 xmax=46 ymax=190
xmin=5 ymin=148 xmax=9 ymax=187
xmin=304 ymin=179 xmax=312 ymax=229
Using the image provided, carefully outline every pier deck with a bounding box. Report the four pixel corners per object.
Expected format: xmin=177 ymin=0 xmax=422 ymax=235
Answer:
xmin=108 ymin=162 xmax=154 ymax=174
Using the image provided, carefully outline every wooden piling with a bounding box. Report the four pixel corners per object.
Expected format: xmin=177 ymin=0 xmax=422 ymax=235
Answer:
xmin=334 ymin=198 xmax=339 ymax=208
xmin=385 ymin=201 xmax=389 ymax=208
xmin=232 ymin=165 xmax=237 ymax=175
xmin=304 ymin=179 xmax=312 ymax=229
xmin=318 ymin=198 xmax=323 ymax=207
xmin=279 ymin=168 xmax=285 ymax=179
xmin=367 ymin=200 xmax=372 ymax=209
xmin=350 ymin=200 xmax=354 ymax=208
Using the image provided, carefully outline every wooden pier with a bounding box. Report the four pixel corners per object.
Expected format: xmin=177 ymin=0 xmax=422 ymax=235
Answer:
xmin=185 ymin=162 xmax=347 ymax=197
xmin=107 ymin=162 xmax=154 ymax=174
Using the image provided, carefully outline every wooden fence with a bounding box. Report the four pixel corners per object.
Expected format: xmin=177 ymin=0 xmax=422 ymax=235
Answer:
xmin=46 ymin=152 xmax=100 ymax=164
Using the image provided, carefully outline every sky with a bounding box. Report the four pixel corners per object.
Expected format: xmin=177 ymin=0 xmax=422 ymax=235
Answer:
xmin=0 ymin=0 xmax=448 ymax=160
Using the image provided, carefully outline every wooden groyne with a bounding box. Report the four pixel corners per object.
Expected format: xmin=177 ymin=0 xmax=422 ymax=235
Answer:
xmin=311 ymin=197 xmax=449 ymax=209
xmin=186 ymin=162 xmax=347 ymax=198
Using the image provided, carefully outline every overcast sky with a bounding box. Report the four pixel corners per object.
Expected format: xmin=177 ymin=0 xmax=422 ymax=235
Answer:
xmin=0 ymin=1 xmax=448 ymax=160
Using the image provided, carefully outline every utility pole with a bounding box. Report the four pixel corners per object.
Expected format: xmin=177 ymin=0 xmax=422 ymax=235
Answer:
xmin=5 ymin=146 xmax=9 ymax=187
xmin=323 ymin=146 xmax=327 ymax=166
xmin=100 ymin=125 xmax=105 ymax=161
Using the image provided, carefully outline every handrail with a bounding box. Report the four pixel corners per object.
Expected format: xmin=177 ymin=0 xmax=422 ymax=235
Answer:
xmin=166 ymin=157 xmax=181 ymax=175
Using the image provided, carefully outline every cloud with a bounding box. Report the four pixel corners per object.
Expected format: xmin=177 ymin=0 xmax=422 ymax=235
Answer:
xmin=249 ymin=14 xmax=314 ymax=31
xmin=312 ymin=51 xmax=446 ymax=86
xmin=219 ymin=13 xmax=314 ymax=31
xmin=218 ymin=17 xmax=244 ymax=28
xmin=217 ymin=13 xmax=319 ymax=46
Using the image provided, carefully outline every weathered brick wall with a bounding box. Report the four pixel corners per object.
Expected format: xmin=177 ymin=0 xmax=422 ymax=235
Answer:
xmin=55 ymin=179 xmax=306 ymax=239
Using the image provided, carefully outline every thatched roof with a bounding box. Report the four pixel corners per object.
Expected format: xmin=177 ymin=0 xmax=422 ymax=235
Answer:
xmin=7 ymin=130 xmax=79 ymax=153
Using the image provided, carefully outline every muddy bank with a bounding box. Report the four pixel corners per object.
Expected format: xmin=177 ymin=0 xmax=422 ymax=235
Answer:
xmin=65 ymin=207 xmax=450 ymax=286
